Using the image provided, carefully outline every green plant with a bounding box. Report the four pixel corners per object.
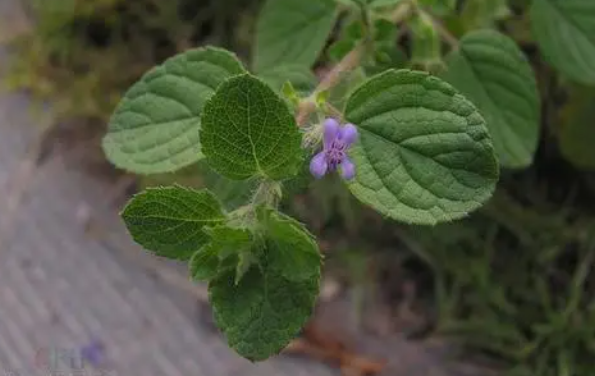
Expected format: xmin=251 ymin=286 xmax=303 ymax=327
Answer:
xmin=100 ymin=0 xmax=595 ymax=368
xmin=101 ymin=0 xmax=498 ymax=361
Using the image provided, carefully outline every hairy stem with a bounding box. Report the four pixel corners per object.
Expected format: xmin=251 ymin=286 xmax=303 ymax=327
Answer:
xmin=295 ymin=0 xmax=416 ymax=127
xmin=296 ymin=44 xmax=365 ymax=126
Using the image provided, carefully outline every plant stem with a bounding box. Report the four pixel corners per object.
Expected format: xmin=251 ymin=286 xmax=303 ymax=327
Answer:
xmin=295 ymin=0 xmax=415 ymax=127
xmin=296 ymin=44 xmax=365 ymax=126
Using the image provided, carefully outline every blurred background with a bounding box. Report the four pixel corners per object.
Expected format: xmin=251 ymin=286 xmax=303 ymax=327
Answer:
xmin=0 ymin=0 xmax=594 ymax=375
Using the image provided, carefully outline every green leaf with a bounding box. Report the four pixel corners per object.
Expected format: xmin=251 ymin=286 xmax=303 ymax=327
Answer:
xmin=234 ymin=251 xmax=258 ymax=285
xmin=200 ymin=74 xmax=303 ymax=181
xmin=344 ymin=69 xmax=499 ymax=225
xmin=559 ymin=89 xmax=595 ymax=169
xmin=209 ymin=251 xmax=319 ymax=361
xmin=344 ymin=19 xmax=366 ymax=40
xmin=531 ymin=0 xmax=595 ymax=85
xmin=103 ymin=47 xmax=246 ymax=174
xmin=258 ymin=64 xmax=317 ymax=95
xmin=204 ymin=226 xmax=253 ymax=254
xmin=189 ymin=244 xmax=220 ymax=281
xmin=364 ymin=45 xmax=407 ymax=75
xmin=261 ymin=209 xmax=321 ymax=281
xmin=205 ymin=209 xmax=320 ymax=360
xmin=191 ymin=226 xmax=253 ymax=281
xmin=253 ymin=0 xmax=337 ymax=72
xmin=329 ymin=39 xmax=357 ymax=62
xmin=441 ymin=30 xmax=540 ymax=168
xmin=121 ymin=186 xmax=226 ymax=260
xmin=373 ymin=19 xmax=397 ymax=42
xmin=329 ymin=19 xmax=365 ymax=63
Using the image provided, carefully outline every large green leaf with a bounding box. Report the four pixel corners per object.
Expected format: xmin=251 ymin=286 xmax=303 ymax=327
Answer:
xmin=121 ymin=186 xmax=226 ymax=260
xmin=253 ymin=0 xmax=337 ymax=72
xmin=200 ymin=74 xmax=303 ymax=181
xmin=531 ymin=0 xmax=595 ymax=85
xmin=103 ymin=47 xmax=246 ymax=174
xmin=209 ymin=261 xmax=319 ymax=361
xmin=208 ymin=209 xmax=321 ymax=361
xmin=345 ymin=69 xmax=499 ymax=225
xmin=442 ymin=30 xmax=540 ymax=168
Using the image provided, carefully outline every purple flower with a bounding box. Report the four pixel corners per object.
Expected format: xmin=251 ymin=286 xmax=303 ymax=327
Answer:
xmin=310 ymin=118 xmax=358 ymax=180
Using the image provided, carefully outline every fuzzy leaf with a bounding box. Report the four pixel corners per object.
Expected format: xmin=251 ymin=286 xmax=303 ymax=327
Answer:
xmin=189 ymin=244 xmax=220 ymax=281
xmin=442 ymin=30 xmax=540 ymax=168
xmin=200 ymin=74 xmax=303 ymax=180
xmin=209 ymin=229 xmax=320 ymax=361
xmin=208 ymin=209 xmax=320 ymax=360
xmin=190 ymin=226 xmax=253 ymax=281
xmin=207 ymin=226 xmax=252 ymax=243
xmin=253 ymin=0 xmax=337 ymax=72
xmin=345 ymin=69 xmax=499 ymax=225
xmin=260 ymin=209 xmax=321 ymax=281
xmin=121 ymin=186 xmax=225 ymax=260
xmin=531 ymin=0 xmax=595 ymax=85
xmin=103 ymin=47 xmax=246 ymax=174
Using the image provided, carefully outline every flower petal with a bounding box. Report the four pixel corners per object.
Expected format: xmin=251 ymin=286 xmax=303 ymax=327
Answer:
xmin=339 ymin=123 xmax=358 ymax=146
xmin=323 ymin=118 xmax=340 ymax=149
xmin=310 ymin=152 xmax=328 ymax=179
xmin=340 ymin=157 xmax=356 ymax=180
